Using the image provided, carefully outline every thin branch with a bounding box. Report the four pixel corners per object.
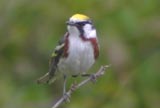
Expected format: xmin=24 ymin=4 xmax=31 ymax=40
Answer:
xmin=52 ymin=65 xmax=110 ymax=108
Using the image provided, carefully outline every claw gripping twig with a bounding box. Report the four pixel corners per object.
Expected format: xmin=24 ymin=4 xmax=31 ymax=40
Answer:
xmin=52 ymin=65 xmax=110 ymax=108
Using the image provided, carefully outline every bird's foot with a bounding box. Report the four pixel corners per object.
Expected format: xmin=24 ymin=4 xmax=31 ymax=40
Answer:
xmin=90 ymin=74 xmax=97 ymax=83
xmin=81 ymin=74 xmax=97 ymax=83
xmin=63 ymin=92 xmax=70 ymax=103
xmin=70 ymin=81 xmax=77 ymax=92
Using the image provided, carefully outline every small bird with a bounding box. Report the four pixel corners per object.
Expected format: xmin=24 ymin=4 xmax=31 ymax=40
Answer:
xmin=37 ymin=14 xmax=99 ymax=97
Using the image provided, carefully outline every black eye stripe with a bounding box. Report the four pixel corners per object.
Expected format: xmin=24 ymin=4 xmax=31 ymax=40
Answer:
xmin=76 ymin=21 xmax=92 ymax=26
xmin=77 ymin=23 xmax=85 ymax=26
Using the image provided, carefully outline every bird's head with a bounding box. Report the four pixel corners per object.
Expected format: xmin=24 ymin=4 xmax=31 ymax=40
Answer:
xmin=66 ymin=14 xmax=96 ymax=39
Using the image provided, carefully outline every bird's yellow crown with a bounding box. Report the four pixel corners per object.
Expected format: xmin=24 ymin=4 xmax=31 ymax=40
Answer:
xmin=70 ymin=14 xmax=90 ymax=21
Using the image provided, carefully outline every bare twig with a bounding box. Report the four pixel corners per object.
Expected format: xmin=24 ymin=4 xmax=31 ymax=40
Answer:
xmin=52 ymin=65 xmax=110 ymax=108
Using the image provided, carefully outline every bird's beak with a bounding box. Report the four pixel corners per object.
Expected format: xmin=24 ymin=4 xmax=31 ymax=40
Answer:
xmin=66 ymin=21 xmax=76 ymax=26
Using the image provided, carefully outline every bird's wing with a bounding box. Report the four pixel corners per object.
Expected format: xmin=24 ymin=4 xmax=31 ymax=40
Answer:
xmin=37 ymin=32 xmax=69 ymax=84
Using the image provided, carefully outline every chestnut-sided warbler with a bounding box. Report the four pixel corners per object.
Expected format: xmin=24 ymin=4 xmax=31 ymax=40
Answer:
xmin=37 ymin=14 xmax=99 ymax=95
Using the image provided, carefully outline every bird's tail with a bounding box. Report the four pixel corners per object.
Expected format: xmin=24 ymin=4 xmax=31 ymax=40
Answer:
xmin=37 ymin=72 xmax=56 ymax=84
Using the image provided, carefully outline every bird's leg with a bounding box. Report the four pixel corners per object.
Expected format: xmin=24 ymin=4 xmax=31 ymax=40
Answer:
xmin=81 ymin=73 xmax=97 ymax=83
xmin=63 ymin=75 xmax=70 ymax=102
xmin=70 ymin=81 xmax=77 ymax=92
xmin=72 ymin=75 xmax=79 ymax=77
xmin=81 ymin=73 xmax=90 ymax=77
xmin=63 ymin=75 xmax=67 ymax=95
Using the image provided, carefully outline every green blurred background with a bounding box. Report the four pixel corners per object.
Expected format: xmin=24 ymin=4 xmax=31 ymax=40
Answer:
xmin=0 ymin=0 xmax=160 ymax=108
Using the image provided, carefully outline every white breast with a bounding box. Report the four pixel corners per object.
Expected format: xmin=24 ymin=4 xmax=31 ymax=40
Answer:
xmin=58 ymin=35 xmax=95 ymax=75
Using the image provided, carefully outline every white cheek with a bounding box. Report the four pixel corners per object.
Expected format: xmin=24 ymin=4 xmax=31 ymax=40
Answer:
xmin=84 ymin=24 xmax=97 ymax=38
xmin=84 ymin=24 xmax=92 ymax=31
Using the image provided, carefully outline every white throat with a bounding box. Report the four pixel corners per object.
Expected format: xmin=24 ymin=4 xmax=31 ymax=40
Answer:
xmin=67 ymin=26 xmax=80 ymax=36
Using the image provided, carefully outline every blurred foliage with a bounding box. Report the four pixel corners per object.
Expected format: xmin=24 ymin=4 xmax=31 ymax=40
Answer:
xmin=0 ymin=0 xmax=160 ymax=108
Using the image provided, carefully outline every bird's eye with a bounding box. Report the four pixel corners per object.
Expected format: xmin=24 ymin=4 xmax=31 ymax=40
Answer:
xmin=76 ymin=21 xmax=92 ymax=26
xmin=76 ymin=22 xmax=85 ymax=26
